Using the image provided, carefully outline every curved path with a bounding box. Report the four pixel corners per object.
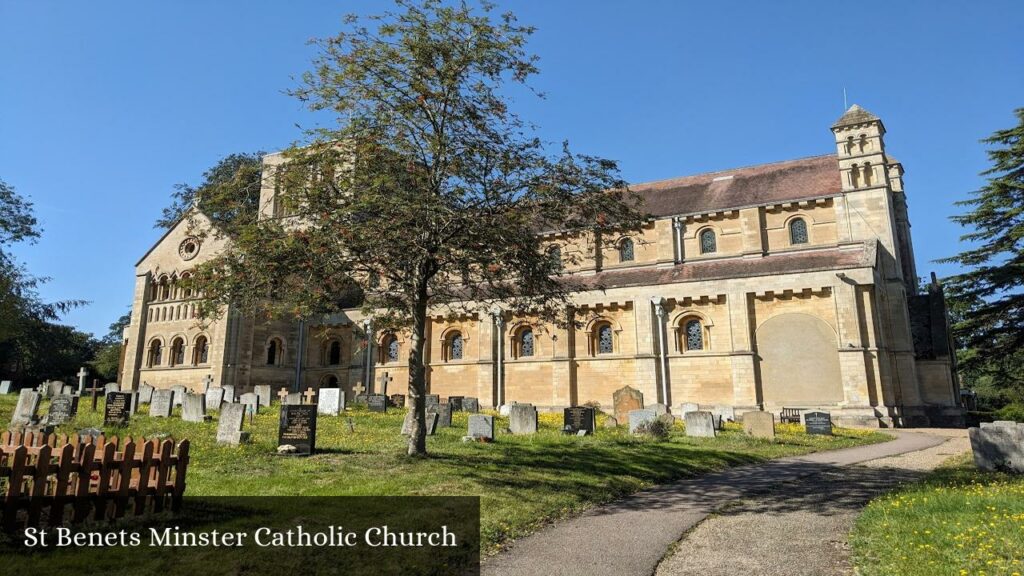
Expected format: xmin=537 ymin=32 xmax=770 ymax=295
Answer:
xmin=482 ymin=431 xmax=949 ymax=576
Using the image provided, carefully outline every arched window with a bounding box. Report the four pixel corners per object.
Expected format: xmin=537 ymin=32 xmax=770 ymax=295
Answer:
xmin=858 ymin=134 xmax=867 ymax=153
xmin=845 ymin=136 xmax=854 ymax=155
xmin=328 ymin=340 xmax=341 ymax=366
xmin=159 ymin=276 xmax=171 ymax=300
xmin=380 ymin=334 xmax=399 ymax=364
xmin=596 ymin=323 xmax=614 ymax=355
xmin=789 ymin=218 xmax=809 ymax=245
xmin=267 ymin=338 xmax=283 ymax=366
xmin=388 ymin=337 xmax=400 ymax=363
xmin=683 ymin=319 xmax=704 ymax=351
xmin=517 ymin=327 xmax=534 ymax=358
xmin=147 ymin=340 xmax=163 ymax=367
xmin=194 ymin=335 xmax=209 ymax=364
xmin=699 ymin=229 xmax=717 ymax=254
xmin=170 ymin=337 xmax=185 ymax=366
xmin=547 ymin=245 xmax=562 ymax=272
xmin=862 ymin=162 xmax=873 ymax=186
xmin=851 ymin=163 xmax=861 ymax=188
xmin=323 ymin=375 xmax=339 ymax=387
xmin=180 ymin=272 xmax=193 ymax=298
xmin=446 ymin=332 xmax=464 ymax=361
xmin=618 ymin=238 xmax=634 ymax=263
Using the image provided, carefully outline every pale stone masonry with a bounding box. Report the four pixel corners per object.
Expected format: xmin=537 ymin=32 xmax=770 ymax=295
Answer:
xmin=120 ymin=105 xmax=963 ymax=427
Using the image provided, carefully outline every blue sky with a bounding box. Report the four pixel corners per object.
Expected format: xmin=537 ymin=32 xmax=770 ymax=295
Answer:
xmin=1 ymin=1 xmax=1021 ymax=338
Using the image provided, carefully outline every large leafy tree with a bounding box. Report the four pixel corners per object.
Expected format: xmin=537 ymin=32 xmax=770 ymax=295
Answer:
xmin=156 ymin=152 xmax=264 ymax=235
xmin=90 ymin=311 xmax=132 ymax=381
xmin=191 ymin=0 xmax=645 ymax=456
xmin=943 ymin=108 xmax=1024 ymax=403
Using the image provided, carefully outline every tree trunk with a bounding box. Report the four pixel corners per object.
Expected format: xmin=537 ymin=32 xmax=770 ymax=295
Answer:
xmin=406 ymin=285 xmax=430 ymax=457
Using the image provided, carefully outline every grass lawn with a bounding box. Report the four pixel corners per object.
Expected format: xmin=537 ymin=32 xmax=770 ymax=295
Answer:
xmin=851 ymin=453 xmax=1024 ymax=576
xmin=2 ymin=394 xmax=888 ymax=555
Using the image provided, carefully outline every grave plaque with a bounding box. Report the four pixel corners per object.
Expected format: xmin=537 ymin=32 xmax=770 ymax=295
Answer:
xmin=447 ymin=396 xmax=465 ymax=412
xmin=0 ymin=380 xmax=11 ymax=394
xmin=804 ymin=411 xmax=833 ymax=435
xmin=138 ymin=383 xmax=154 ymax=405
xmin=104 ymin=392 xmax=132 ymax=427
xmin=468 ymin=414 xmax=494 ymax=440
xmin=509 ymin=404 xmax=538 ymax=435
xmin=389 ymin=394 xmax=406 ymax=409
xmin=278 ymin=404 xmax=317 ymax=455
xmin=217 ymin=403 xmax=249 ymax=446
xmin=318 ymin=388 xmax=342 ymax=416
xmin=170 ymin=385 xmax=186 ymax=407
xmin=206 ymin=387 xmax=225 ymax=412
xmin=684 ymin=411 xmax=717 ymax=438
xmin=425 ymin=394 xmax=440 ymax=412
xmin=563 ymin=406 xmax=596 ymax=435
xmin=613 ymin=386 xmax=644 ymax=425
xmin=742 ymin=411 xmax=775 ymax=439
xmin=222 ymin=384 xmax=236 ymax=404
xmin=239 ymin=392 xmax=259 ymax=416
xmin=150 ymin=390 xmax=173 ymax=418
xmin=182 ymin=392 xmax=208 ymax=423
xmin=46 ymin=394 xmax=79 ymax=425
xmin=628 ymin=409 xmax=657 ymax=434
xmin=11 ymin=389 xmax=41 ymax=427
xmin=367 ymin=394 xmax=388 ymax=413
xmin=430 ymin=403 xmax=452 ymax=428
xmin=463 ymin=397 xmax=480 ymax=413
xmin=254 ymin=384 xmax=272 ymax=407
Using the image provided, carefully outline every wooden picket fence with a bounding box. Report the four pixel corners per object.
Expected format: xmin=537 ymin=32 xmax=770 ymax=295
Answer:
xmin=0 ymin=431 xmax=190 ymax=532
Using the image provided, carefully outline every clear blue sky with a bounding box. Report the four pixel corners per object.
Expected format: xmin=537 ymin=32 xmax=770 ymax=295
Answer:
xmin=1 ymin=1 xmax=1021 ymax=338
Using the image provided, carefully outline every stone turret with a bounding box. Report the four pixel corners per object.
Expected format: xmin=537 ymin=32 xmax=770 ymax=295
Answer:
xmin=831 ymin=104 xmax=889 ymax=192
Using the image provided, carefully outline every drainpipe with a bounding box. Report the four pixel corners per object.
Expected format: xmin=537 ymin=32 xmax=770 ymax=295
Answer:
xmin=652 ymin=297 xmax=668 ymax=405
xmin=490 ymin=306 xmax=505 ymax=407
xmin=362 ymin=319 xmax=373 ymax=393
xmin=673 ymin=219 xmax=684 ymax=263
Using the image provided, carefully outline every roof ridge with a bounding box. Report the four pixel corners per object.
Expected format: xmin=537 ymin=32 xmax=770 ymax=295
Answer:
xmin=629 ymin=153 xmax=837 ymax=189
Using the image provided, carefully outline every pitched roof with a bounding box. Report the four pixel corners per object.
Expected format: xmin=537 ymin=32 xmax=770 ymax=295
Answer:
xmin=631 ymin=154 xmax=842 ymax=218
xmin=832 ymin=104 xmax=880 ymax=128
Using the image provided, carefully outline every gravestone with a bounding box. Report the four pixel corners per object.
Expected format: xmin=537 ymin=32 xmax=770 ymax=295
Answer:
xmin=430 ymin=403 xmax=452 ymax=428
xmin=613 ymin=386 xmax=644 ymax=425
xmin=205 ymin=387 xmax=225 ymax=412
xmin=463 ymin=397 xmax=480 ymax=413
xmin=48 ymin=380 xmax=65 ymax=398
xmin=11 ymin=389 xmax=40 ymax=426
xmin=285 ymin=392 xmax=302 ymax=405
xmin=603 ymin=416 xmax=618 ymax=428
xmin=216 ymin=403 xmax=249 ymax=446
xmin=402 ymin=411 xmax=439 ymax=436
xmin=711 ymin=405 xmax=736 ymax=424
xmin=254 ymin=384 xmax=272 ymax=407
xmin=498 ymin=404 xmax=511 ymax=417
xmin=353 ymin=394 xmax=368 ymax=406
xmin=318 ymin=388 xmax=342 ymax=416
xmin=46 ymin=394 xmax=79 ymax=425
xmin=61 ymin=384 xmax=75 ymax=395
xmin=150 ymin=390 xmax=173 ymax=418
xmin=425 ymin=394 xmax=440 ymax=412
xmin=78 ymin=427 xmax=103 ymax=440
xmin=969 ymin=424 xmax=1024 ymax=473
xmin=468 ymin=414 xmax=494 ymax=441
xmin=804 ymin=411 xmax=833 ymax=435
xmin=743 ymin=411 xmax=775 ymax=439
xmin=628 ymin=409 xmax=657 ymax=434
xmin=278 ymin=404 xmax=317 ymax=455
xmin=128 ymin=391 xmax=141 ymax=415
xmin=651 ymin=403 xmax=669 ymax=416
xmin=684 ymin=411 xmax=717 ymax=438
xmin=679 ymin=402 xmax=700 ymax=414
xmin=222 ymin=384 xmax=236 ymax=404
xmin=182 ymin=392 xmax=208 ymax=423
xmin=509 ymin=404 xmax=538 ymax=435
xmin=658 ymin=413 xmax=676 ymax=427
xmin=564 ymin=406 xmax=596 ymax=436
xmin=138 ymin=383 xmax=154 ymax=405
xmin=389 ymin=394 xmax=406 ymax=409
xmin=367 ymin=394 xmax=388 ymax=413
xmin=105 ymin=382 xmax=120 ymax=395
xmin=170 ymin=385 xmax=186 ymax=407
xmin=202 ymin=374 xmax=214 ymax=393
xmin=447 ymin=396 xmax=465 ymax=412
xmin=239 ymin=392 xmax=259 ymax=416
xmin=103 ymin=392 xmax=132 ymax=427
xmin=0 ymin=380 xmax=11 ymax=394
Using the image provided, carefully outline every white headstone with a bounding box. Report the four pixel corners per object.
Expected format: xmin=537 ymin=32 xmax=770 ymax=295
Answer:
xmin=318 ymin=388 xmax=342 ymax=416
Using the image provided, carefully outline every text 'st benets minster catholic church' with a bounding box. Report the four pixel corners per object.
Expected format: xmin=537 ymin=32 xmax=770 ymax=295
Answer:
xmin=119 ymin=105 xmax=965 ymax=428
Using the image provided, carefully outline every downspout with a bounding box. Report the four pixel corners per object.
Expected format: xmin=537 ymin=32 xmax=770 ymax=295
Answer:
xmin=652 ymin=298 xmax=668 ymax=405
xmin=362 ymin=319 xmax=374 ymax=394
xmin=490 ymin=306 xmax=505 ymax=407
xmin=673 ymin=219 xmax=684 ymax=263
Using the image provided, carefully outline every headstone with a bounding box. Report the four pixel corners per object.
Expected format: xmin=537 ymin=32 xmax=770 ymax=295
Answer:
xmin=182 ymin=392 xmax=208 ymax=423
xmin=150 ymin=390 xmax=173 ymax=418
xmin=563 ymin=406 xmax=597 ymax=435
xmin=302 ymin=387 xmax=317 ymax=405
xmin=684 ymin=411 xmax=717 ymax=438
xmin=46 ymin=394 xmax=79 ymax=425
xmin=804 ymin=411 xmax=833 ymax=435
xmin=138 ymin=383 xmax=154 ymax=405
xmin=216 ymin=403 xmax=249 ymax=446
xmin=48 ymin=380 xmax=65 ymax=398
xmin=603 ymin=416 xmax=618 ymax=428
xmin=425 ymin=394 xmax=440 ymax=412
xmin=318 ymin=388 xmax=342 ymax=416
xmin=628 ymin=409 xmax=657 ymax=434
xmin=613 ymin=386 xmax=644 ymax=425
xmin=222 ymin=384 xmax=236 ymax=404
xmin=278 ymin=404 xmax=317 ymax=455
xmin=498 ymin=404 xmax=511 ymax=417
xmin=105 ymin=382 xmax=120 ymax=395
xmin=448 ymin=396 xmax=465 ymax=412
xmin=128 ymin=391 xmax=141 ymax=415
xmin=0 ymin=380 xmax=11 ymax=394
xmin=77 ymin=427 xmax=103 ymax=440
xmin=202 ymin=374 xmax=214 ymax=393
xmin=239 ymin=392 xmax=259 ymax=416
xmin=658 ymin=413 xmax=676 ymax=427
xmin=509 ymin=404 xmax=538 ymax=435
xmin=103 ymin=392 xmax=132 ymax=427
xmin=377 ymin=372 xmax=393 ymax=396
xmin=205 ymin=387 xmax=225 ymax=412
xmin=402 ymin=411 xmax=439 ymax=436
xmin=679 ymin=402 xmax=700 ymax=414
xmin=711 ymin=405 xmax=736 ymax=423
xmin=61 ymin=384 xmax=74 ymax=395
xmin=353 ymin=394 xmax=368 ymax=406
xmin=430 ymin=403 xmax=452 ymax=428
xmin=170 ymin=385 xmax=186 ymax=407
xmin=425 ymin=412 xmax=438 ymax=435
xmin=468 ymin=414 xmax=495 ymax=440
xmin=367 ymin=394 xmax=388 ymax=413
xmin=651 ymin=403 xmax=669 ymax=416
xmin=743 ymin=411 xmax=775 ymax=439
xmin=285 ymin=392 xmax=302 ymax=406
xmin=463 ymin=397 xmax=480 ymax=413
xmin=11 ymin=389 xmax=41 ymax=426
xmin=255 ymin=384 xmax=272 ymax=407
xmin=389 ymin=394 xmax=406 ymax=409
xmin=969 ymin=424 xmax=1024 ymax=473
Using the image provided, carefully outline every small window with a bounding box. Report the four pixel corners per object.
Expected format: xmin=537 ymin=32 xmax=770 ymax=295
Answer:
xmin=388 ymin=338 xmax=400 ymax=363
xmin=519 ymin=328 xmax=534 ymax=358
xmin=148 ymin=340 xmax=163 ymax=367
xmin=597 ymin=324 xmax=613 ymax=355
xmin=684 ymin=319 xmax=704 ymax=351
xmin=447 ymin=332 xmax=464 ymax=361
xmin=380 ymin=334 xmax=399 ymax=364
xmin=789 ymin=218 xmax=809 ymax=245
xmin=618 ymin=238 xmax=634 ymax=263
xmin=194 ymin=336 xmax=209 ymax=364
xmin=267 ymin=338 xmax=282 ymax=366
xmin=170 ymin=337 xmax=185 ymax=366
xmin=699 ymin=229 xmax=717 ymax=254
xmin=328 ymin=340 xmax=341 ymax=366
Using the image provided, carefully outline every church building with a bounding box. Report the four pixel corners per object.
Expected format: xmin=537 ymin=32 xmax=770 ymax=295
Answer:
xmin=119 ymin=105 xmax=964 ymax=427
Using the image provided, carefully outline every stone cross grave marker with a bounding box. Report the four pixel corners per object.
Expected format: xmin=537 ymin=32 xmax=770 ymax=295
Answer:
xmin=377 ymin=372 xmax=392 ymax=396
xmin=202 ymin=374 xmax=214 ymax=393
xmin=222 ymin=384 xmax=235 ymax=404
xmin=85 ymin=379 xmax=105 ymax=411
xmin=318 ymin=388 xmax=342 ymax=416
xmin=11 ymin=389 xmax=41 ymax=427
xmin=217 ymin=403 xmax=249 ymax=446
xmin=463 ymin=397 xmax=480 ymax=413
xmin=468 ymin=414 xmax=494 ymax=441
xmin=150 ymin=390 xmax=173 ymax=418
xmin=77 ymin=366 xmax=89 ymax=394
xmin=278 ymin=404 xmax=317 ymax=455
xmin=104 ymin=392 xmax=132 ymax=427
xmin=613 ymin=386 xmax=644 ymax=426
xmin=742 ymin=411 xmax=775 ymax=439
xmin=509 ymin=403 xmax=538 ymax=435
xmin=563 ymin=406 xmax=596 ymax=436
xmin=367 ymin=394 xmax=388 ymax=413
xmin=182 ymin=392 xmax=208 ymax=423
xmin=138 ymin=383 xmax=154 ymax=405
xmin=205 ymin=387 xmax=225 ymax=412
xmin=448 ymin=396 xmax=465 ymax=412
xmin=684 ymin=411 xmax=717 ymax=438
xmin=302 ymin=387 xmax=317 ymax=405
xmin=352 ymin=381 xmax=367 ymax=405
xmin=0 ymin=380 xmax=11 ymax=394
xmin=170 ymin=385 xmax=186 ymax=407
xmin=254 ymin=384 xmax=271 ymax=407
xmin=804 ymin=411 xmax=833 ymax=435
xmin=277 ymin=387 xmax=290 ymax=404
xmin=431 ymin=402 xmax=452 ymax=428
xmin=629 ymin=409 xmax=657 ymax=434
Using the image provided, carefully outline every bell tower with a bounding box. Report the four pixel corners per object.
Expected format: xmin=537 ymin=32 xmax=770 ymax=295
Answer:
xmin=831 ymin=104 xmax=888 ymax=192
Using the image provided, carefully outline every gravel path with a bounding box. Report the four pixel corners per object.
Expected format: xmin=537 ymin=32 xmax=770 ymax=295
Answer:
xmin=655 ymin=429 xmax=970 ymax=576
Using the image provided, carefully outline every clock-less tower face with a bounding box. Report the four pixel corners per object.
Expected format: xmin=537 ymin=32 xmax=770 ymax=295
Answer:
xmin=178 ymin=237 xmax=201 ymax=261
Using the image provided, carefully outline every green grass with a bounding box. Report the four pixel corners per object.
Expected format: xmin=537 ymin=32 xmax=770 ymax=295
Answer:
xmin=851 ymin=453 xmax=1024 ymax=576
xmin=2 ymin=395 xmax=888 ymax=555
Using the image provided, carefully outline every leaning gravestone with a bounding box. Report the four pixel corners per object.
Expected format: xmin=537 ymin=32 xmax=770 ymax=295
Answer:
xmin=46 ymin=394 xmax=79 ymax=425
xmin=467 ymin=414 xmax=494 ymax=441
xmin=138 ymin=383 xmax=154 ymax=405
xmin=182 ymin=393 xmax=208 ymax=423
xmin=804 ymin=411 xmax=833 ymax=435
xmin=278 ymin=404 xmax=317 ymax=455
xmin=0 ymin=380 xmax=12 ymax=394
xmin=425 ymin=394 xmax=440 ymax=412
xmin=222 ymin=384 xmax=235 ymax=404
xmin=613 ymin=386 xmax=644 ymax=425
xmin=170 ymin=385 xmax=186 ymax=407
xmin=679 ymin=402 xmax=700 ymax=414
xmin=628 ymin=409 xmax=657 ymax=434
xmin=104 ymin=392 xmax=132 ymax=427
xmin=318 ymin=388 xmax=342 ymax=416
xmin=463 ymin=397 xmax=480 ymax=413
xmin=216 ymin=403 xmax=249 ymax=446
xmin=205 ymin=387 xmax=225 ymax=412
xmin=11 ymin=389 xmax=41 ymax=426
xmin=430 ymin=403 xmax=452 ymax=428
xmin=368 ymin=394 xmax=388 ymax=413
xmin=684 ymin=411 xmax=717 ymax=438
xmin=564 ymin=406 xmax=596 ymax=436
xmin=150 ymin=390 xmax=173 ymax=418
xmin=969 ymin=423 xmax=1024 ymax=473
xmin=254 ymin=384 xmax=272 ymax=407
xmin=239 ymin=392 xmax=259 ymax=416
xmin=447 ymin=396 xmax=465 ymax=412
xmin=743 ymin=411 xmax=775 ymax=439
xmin=402 ymin=411 xmax=439 ymax=436
xmin=509 ymin=404 xmax=538 ymax=435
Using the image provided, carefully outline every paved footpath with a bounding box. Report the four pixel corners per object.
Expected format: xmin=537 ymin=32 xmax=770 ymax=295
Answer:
xmin=483 ymin=430 xmax=963 ymax=576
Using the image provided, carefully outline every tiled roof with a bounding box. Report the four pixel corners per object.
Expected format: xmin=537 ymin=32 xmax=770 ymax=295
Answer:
xmin=832 ymin=104 xmax=880 ymax=128
xmin=631 ymin=155 xmax=842 ymax=218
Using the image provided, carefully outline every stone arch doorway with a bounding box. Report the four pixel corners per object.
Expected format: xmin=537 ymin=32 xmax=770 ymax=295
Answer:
xmin=755 ymin=313 xmax=843 ymax=405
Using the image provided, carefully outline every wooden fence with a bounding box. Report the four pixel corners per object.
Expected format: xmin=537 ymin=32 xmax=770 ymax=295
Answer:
xmin=0 ymin=431 xmax=190 ymax=532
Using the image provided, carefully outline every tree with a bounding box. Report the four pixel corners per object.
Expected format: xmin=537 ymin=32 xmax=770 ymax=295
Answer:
xmin=942 ymin=108 xmax=1024 ymax=403
xmin=156 ymin=152 xmax=264 ymax=235
xmin=90 ymin=311 xmax=132 ymax=381
xmin=190 ymin=0 xmax=645 ymax=456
